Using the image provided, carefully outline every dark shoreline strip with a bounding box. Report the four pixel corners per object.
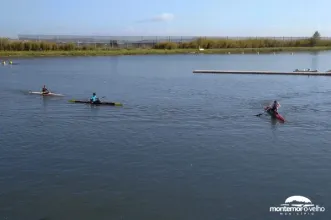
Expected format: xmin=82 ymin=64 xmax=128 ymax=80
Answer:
xmin=193 ymin=70 xmax=331 ymax=76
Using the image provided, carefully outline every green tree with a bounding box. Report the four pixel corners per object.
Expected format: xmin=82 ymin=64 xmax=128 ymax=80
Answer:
xmin=310 ymin=31 xmax=321 ymax=46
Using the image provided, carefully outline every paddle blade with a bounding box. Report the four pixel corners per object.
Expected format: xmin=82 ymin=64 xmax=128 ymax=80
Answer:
xmin=68 ymin=99 xmax=76 ymax=102
xmin=114 ymin=103 xmax=123 ymax=106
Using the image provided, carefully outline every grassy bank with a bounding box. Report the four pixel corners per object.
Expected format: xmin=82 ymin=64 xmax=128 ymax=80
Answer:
xmin=1 ymin=47 xmax=331 ymax=58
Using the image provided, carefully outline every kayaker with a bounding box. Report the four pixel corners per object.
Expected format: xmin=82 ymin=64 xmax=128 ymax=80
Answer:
xmin=269 ymin=100 xmax=281 ymax=112
xmin=42 ymin=85 xmax=49 ymax=94
xmin=90 ymin=93 xmax=101 ymax=104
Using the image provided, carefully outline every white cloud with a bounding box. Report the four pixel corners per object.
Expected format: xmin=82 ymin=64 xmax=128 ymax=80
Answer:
xmin=137 ymin=13 xmax=175 ymax=23
xmin=152 ymin=13 xmax=174 ymax=22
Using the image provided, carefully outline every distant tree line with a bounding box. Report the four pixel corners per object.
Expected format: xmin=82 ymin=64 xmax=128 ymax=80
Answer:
xmin=0 ymin=38 xmax=106 ymax=51
xmin=0 ymin=31 xmax=329 ymax=51
xmin=154 ymin=32 xmax=330 ymax=49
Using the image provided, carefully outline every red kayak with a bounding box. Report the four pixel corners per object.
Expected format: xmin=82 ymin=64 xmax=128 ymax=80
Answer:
xmin=264 ymin=106 xmax=285 ymax=122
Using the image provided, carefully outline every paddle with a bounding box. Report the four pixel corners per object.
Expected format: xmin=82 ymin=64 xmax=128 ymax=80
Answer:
xmin=255 ymin=106 xmax=269 ymax=117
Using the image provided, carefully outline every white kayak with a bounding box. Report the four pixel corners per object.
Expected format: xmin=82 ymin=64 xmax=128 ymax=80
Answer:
xmin=29 ymin=91 xmax=64 ymax=97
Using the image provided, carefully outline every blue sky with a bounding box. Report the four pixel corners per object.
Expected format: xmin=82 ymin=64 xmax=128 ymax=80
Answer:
xmin=1 ymin=0 xmax=330 ymax=38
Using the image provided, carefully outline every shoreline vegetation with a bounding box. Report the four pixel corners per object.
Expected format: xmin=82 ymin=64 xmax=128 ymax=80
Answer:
xmin=1 ymin=31 xmax=331 ymax=57
xmin=1 ymin=47 xmax=331 ymax=57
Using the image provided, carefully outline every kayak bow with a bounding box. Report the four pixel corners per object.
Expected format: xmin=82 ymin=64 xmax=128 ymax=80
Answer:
xmin=69 ymin=99 xmax=123 ymax=106
xmin=29 ymin=91 xmax=64 ymax=97
xmin=264 ymin=106 xmax=285 ymax=122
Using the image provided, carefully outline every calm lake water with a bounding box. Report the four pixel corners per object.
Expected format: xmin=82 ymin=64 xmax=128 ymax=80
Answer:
xmin=1 ymin=52 xmax=331 ymax=220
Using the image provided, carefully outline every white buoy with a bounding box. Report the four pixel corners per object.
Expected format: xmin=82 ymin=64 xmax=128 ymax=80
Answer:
xmin=228 ymin=52 xmax=231 ymax=54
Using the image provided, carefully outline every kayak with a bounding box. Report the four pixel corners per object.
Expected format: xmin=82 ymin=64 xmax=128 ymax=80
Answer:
xmin=29 ymin=91 xmax=64 ymax=97
xmin=293 ymin=68 xmax=318 ymax=72
xmin=264 ymin=106 xmax=285 ymax=122
xmin=69 ymin=99 xmax=123 ymax=106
